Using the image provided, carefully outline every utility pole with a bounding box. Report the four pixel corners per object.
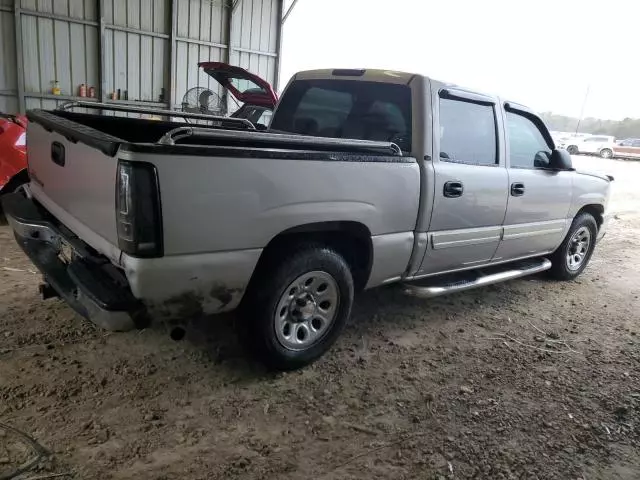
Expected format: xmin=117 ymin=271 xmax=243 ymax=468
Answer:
xmin=575 ymin=84 xmax=590 ymax=135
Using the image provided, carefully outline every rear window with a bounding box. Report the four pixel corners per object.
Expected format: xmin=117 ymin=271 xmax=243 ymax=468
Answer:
xmin=271 ymin=79 xmax=412 ymax=152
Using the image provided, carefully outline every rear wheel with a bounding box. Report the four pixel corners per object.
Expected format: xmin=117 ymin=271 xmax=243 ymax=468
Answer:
xmin=239 ymin=244 xmax=354 ymax=370
xmin=548 ymin=213 xmax=598 ymax=280
xmin=567 ymin=145 xmax=579 ymax=155
xmin=600 ymin=148 xmax=613 ymax=159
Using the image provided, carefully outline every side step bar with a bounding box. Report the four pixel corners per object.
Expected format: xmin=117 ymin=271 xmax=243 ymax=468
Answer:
xmin=403 ymin=258 xmax=552 ymax=298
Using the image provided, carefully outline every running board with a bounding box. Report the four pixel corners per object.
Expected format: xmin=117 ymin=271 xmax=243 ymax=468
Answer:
xmin=403 ymin=258 xmax=552 ymax=298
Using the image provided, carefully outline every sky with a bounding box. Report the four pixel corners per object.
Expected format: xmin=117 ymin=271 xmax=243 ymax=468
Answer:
xmin=280 ymin=0 xmax=640 ymax=120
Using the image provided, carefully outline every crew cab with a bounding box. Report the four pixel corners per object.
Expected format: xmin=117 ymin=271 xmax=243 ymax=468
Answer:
xmin=2 ymin=69 xmax=613 ymax=370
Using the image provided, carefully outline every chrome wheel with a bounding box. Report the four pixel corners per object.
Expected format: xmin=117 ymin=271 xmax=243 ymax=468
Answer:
xmin=274 ymin=271 xmax=340 ymax=351
xmin=600 ymin=149 xmax=612 ymax=159
xmin=566 ymin=226 xmax=591 ymax=271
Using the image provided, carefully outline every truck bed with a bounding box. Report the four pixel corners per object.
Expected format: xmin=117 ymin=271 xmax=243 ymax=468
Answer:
xmin=31 ymin=110 xmax=405 ymax=156
xmin=23 ymin=109 xmax=420 ymax=316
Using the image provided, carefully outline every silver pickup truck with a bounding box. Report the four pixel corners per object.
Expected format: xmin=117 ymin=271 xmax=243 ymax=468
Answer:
xmin=3 ymin=69 xmax=612 ymax=370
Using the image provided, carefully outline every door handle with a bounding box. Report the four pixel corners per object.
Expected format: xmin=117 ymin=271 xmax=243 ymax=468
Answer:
xmin=443 ymin=181 xmax=464 ymax=198
xmin=511 ymin=182 xmax=525 ymax=196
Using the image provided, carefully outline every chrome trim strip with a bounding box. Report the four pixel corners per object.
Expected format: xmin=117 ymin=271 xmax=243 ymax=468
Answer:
xmin=502 ymin=227 xmax=564 ymax=240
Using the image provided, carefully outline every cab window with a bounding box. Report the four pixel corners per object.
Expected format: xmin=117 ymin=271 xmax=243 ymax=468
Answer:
xmin=271 ymin=79 xmax=412 ymax=152
xmin=506 ymin=112 xmax=552 ymax=169
xmin=439 ymin=98 xmax=497 ymax=165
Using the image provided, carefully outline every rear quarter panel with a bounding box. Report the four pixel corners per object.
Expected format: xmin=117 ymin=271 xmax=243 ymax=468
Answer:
xmin=118 ymin=150 xmax=421 ymax=311
xmin=0 ymin=119 xmax=26 ymax=189
xmin=121 ymin=151 xmax=421 ymax=255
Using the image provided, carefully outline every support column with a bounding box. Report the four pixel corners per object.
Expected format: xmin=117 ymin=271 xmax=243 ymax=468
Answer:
xmin=168 ymin=0 xmax=178 ymax=110
xmin=14 ymin=0 xmax=25 ymax=113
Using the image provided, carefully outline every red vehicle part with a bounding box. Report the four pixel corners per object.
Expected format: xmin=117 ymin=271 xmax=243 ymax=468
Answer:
xmin=0 ymin=113 xmax=28 ymax=193
xmin=198 ymin=62 xmax=278 ymax=109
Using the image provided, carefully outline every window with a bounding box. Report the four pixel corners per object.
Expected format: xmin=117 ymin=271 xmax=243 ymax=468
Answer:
xmin=439 ymin=98 xmax=497 ymax=165
xmin=506 ymin=111 xmax=552 ymax=168
xmin=256 ymin=109 xmax=272 ymax=127
xmin=270 ymin=79 xmax=412 ymax=152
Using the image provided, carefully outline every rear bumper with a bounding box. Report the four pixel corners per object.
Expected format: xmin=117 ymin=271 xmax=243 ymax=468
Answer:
xmin=1 ymin=192 xmax=143 ymax=331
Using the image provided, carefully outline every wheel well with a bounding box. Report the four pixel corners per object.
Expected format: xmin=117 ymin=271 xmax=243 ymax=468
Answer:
xmin=577 ymin=204 xmax=604 ymax=229
xmin=254 ymin=221 xmax=373 ymax=291
xmin=1 ymin=169 xmax=28 ymax=194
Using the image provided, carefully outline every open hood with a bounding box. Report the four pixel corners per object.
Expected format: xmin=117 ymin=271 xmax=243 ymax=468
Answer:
xmin=198 ymin=62 xmax=277 ymax=109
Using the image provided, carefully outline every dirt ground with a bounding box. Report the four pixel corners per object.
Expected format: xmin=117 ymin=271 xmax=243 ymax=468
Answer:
xmin=1 ymin=157 xmax=639 ymax=480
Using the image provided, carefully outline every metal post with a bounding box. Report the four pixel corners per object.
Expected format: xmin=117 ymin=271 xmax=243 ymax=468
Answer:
xmin=168 ymin=0 xmax=178 ymax=110
xmin=14 ymin=0 xmax=25 ymax=113
xmin=282 ymin=0 xmax=299 ymax=24
xmin=226 ymin=0 xmax=236 ymax=64
xmin=225 ymin=0 xmax=242 ymax=113
xmin=98 ymin=0 xmax=107 ymax=103
xmin=274 ymin=0 xmax=285 ymax=92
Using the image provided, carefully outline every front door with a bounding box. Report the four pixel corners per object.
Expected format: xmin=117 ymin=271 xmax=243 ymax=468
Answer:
xmin=493 ymin=106 xmax=572 ymax=262
xmin=418 ymin=91 xmax=509 ymax=275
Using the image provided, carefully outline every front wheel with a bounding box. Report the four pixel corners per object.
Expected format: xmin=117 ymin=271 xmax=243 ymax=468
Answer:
xmin=567 ymin=145 xmax=579 ymax=155
xmin=239 ymin=245 xmax=354 ymax=370
xmin=600 ymin=148 xmax=613 ymax=159
xmin=548 ymin=213 xmax=598 ymax=280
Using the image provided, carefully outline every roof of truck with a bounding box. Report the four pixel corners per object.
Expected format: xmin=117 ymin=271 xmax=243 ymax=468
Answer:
xmin=293 ymin=68 xmax=418 ymax=85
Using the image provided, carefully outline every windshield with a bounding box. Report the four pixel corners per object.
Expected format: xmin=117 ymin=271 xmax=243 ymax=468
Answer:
xmin=271 ymin=79 xmax=412 ymax=152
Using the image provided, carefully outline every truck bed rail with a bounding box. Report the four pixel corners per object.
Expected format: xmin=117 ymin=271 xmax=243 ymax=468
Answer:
xmin=57 ymin=101 xmax=255 ymax=130
xmin=158 ymin=126 xmax=403 ymax=156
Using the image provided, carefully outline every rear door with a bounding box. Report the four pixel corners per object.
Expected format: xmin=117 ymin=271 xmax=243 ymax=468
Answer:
xmin=418 ymin=89 xmax=509 ymax=275
xmin=493 ymin=104 xmax=572 ymax=262
xmin=579 ymin=137 xmax=601 ymax=154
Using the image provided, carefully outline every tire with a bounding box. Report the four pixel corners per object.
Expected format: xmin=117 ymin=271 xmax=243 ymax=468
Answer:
xmin=567 ymin=145 xmax=579 ymax=155
xmin=1 ymin=170 xmax=28 ymax=195
xmin=239 ymin=244 xmax=354 ymax=370
xmin=600 ymin=148 xmax=613 ymax=159
xmin=548 ymin=213 xmax=598 ymax=280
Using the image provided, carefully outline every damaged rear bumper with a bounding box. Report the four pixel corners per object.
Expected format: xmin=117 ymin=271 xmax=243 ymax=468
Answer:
xmin=1 ymin=191 xmax=143 ymax=331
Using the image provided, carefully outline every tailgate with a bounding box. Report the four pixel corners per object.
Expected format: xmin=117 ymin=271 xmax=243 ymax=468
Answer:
xmin=26 ymin=113 xmax=121 ymax=258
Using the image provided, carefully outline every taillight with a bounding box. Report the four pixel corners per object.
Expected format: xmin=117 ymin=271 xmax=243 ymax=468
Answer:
xmin=116 ymin=161 xmax=163 ymax=257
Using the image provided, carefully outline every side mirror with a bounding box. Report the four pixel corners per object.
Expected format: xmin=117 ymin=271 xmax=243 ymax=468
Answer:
xmin=549 ymin=149 xmax=573 ymax=170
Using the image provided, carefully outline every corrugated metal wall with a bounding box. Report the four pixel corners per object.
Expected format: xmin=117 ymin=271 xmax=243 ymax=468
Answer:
xmin=0 ymin=0 xmax=282 ymax=114
xmin=0 ymin=0 xmax=19 ymax=112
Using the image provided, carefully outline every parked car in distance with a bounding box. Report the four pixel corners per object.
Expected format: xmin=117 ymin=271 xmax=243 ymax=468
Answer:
xmin=0 ymin=112 xmax=28 ymax=195
xmin=558 ymin=135 xmax=616 ymax=158
xmin=613 ymin=138 xmax=640 ymax=159
xmin=2 ymin=68 xmax=614 ymax=370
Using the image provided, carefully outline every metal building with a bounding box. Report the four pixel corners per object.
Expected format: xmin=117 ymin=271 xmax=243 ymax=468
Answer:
xmin=0 ymin=0 xmax=287 ymax=114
